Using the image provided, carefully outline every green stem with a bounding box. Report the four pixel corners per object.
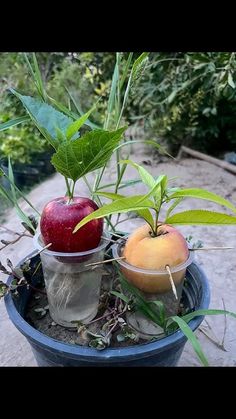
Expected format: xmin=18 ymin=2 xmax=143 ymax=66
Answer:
xmin=64 ymin=177 xmax=72 ymax=199
xmin=83 ymin=176 xmax=116 ymax=232
xmin=71 ymin=181 xmax=76 ymax=199
xmin=154 ymin=210 xmax=159 ymax=236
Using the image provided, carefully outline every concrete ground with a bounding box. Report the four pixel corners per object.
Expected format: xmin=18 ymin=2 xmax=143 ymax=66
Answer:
xmin=1 ymin=144 xmax=236 ymax=366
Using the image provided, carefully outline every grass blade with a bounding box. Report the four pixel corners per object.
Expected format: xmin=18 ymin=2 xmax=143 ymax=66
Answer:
xmin=32 ymin=53 xmax=46 ymax=101
xmin=181 ymin=308 xmax=236 ymax=323
xmin=0 ymin=116 xmax=30 ymax=131
xmin=110 ymin=290 xmax=130 ymax=304
xmin=65 ymin=87 xmax=100 ymax=129
xmin=171 ymin=316 xmax=209 ymax=366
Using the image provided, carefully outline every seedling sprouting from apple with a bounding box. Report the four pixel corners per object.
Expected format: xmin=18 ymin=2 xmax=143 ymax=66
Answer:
xmin=9 ymin=88 xmax=127 ymax=252
xmin=73 ymin=159 xmax=236 ymax=290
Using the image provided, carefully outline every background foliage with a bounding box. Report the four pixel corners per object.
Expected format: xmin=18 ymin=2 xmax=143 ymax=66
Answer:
xmin=1 ymin=52 xmax=236 ymax=168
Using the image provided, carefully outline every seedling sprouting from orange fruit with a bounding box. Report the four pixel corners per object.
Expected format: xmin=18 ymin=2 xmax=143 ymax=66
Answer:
xmin=73 ymin=159 xmax=236 ymax=292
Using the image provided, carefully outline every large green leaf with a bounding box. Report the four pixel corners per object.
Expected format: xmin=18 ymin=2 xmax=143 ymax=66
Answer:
xmin=73 ymin=195 xmax=155 ymax=233
xmin=120 ymin=159 xmax=155 ymax=189
xmin=9 ymin=89 xmax=74 ymax=148
xmin=0 ymin=116 xmax=30 ymax=131
xmin=166 ymin=210 xmax=236 ymax=225
xmin=168 ymin=188 xmax=236 ymax=214
xmin=171 ymin=316 xmax=209 ymax=366
xmin=52 ymin=127 xmax=126 ymax=182
xmin=95 ymin=191 xmax=154 ymax=228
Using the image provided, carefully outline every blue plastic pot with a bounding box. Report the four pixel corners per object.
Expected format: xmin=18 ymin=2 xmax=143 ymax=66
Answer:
xmin=4 ymin=254 xmax=210 ymax=366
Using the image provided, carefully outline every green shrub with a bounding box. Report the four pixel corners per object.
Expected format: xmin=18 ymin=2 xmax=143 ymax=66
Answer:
xmin=131 ymin=52 xmax=236 ymax=155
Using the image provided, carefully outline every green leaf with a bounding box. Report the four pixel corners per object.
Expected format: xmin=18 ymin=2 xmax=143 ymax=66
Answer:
xmin=119 ymin=52 xmax=133 ymax=90
xmin=167 ymin=188 xmax=236 ymax=214
xmin=2 ymin=165 xmax=40 ymax=216
xmin=66 ymin=104 xmax=96 ymax=140
xmin=228 ymin=72 xmax=235 ymax=89
xmin=120 ymin=159 xmax=155 ymax=189
xmin=95 ymin=191 xmax=125 ymax=200
xmin=65 ymin=88 xmax=101 ymax=129
xmin=166 ymin=198 xmax=184 ymax=219
xmin=170 ymin=316 xmax=209 ymax=366
xmin=52 ymin=127 xmax=126 ymax=182
xmin=110 ymin=291 xmax=130 ymax=304
xmin=0 ymin=116 xmax=30 ymax=131
xmin=23 ymin=53 xmax=46 ymax=101
xmin=95 ymin=191 xmax=154 ymax=229
xmin=14 ymin=205 xmax=35 ymax=233
xmin=73 ymin=195 xmax=155 ymax=233
xmin=132 ymin=208 xmax=154 ymax=229
xmin=166 ymin=210 xmax=236 ymax=225
xmin=9 ymin=89 xmax=73 ymax=148
xmin=32 ymin=53 xmax=46 ymax=100
xmin=8 ymin=157 xmax=16 ymax=202
xmin=131 ymin=53 xmax=149 ymax=86
xmin=55 ymin=126 xmax=66 ymax=142
xmin=142 ymin=174 xmax=167 ymax=202
xmin=118 ymin=179 xmax=142 ymax=189
xmin=5 ymin=159 xmax=36 ymax=232
xmin=0 ymin=183 xmax=15 ymax=205
xmin=167 ymin=90 xmax=178 ymax=104
xmin=48 ymin=95 xmax=79 ymax=121
xmin=104 ymin=61 xmax=119 ymax=129
xmin=149 ymin=300 xmax=166 ymax=324
xmin=114 ymin=139 xmax=174 ymax=160
xmin=181 ymin=308 xmax=236 ymax=324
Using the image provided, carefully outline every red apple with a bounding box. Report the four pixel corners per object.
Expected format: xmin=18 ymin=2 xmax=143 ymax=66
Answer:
xmin=40 ymin=196 xmax=103 ymax=253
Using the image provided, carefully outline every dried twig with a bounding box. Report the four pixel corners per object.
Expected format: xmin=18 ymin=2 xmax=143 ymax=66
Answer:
xmin=101 ymin=235 xmax=118 ymax=244
xmin=221 ymin=298 xmax=227 ymax=349
xmin=85 ymin=256 xmax=125 ymax=267
xmin=24 ymin=243 xmax=52 ymax=264
xmin=87 ymin=309 xmax=116 ymax=325
xmin=199 ymin=325 xmax=227 ymax=352
xmin=0 ymin=226 xmax=32 ymax=251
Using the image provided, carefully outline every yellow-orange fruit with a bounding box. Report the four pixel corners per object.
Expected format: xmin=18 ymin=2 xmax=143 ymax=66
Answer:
xmin=122 ymin=223 xmax=189 ymax=294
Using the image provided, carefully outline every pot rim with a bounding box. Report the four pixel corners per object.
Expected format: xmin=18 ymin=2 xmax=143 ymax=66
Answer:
xmin=33 ymin=230 xmax=110 ymax=257
xmin=5 ymin=257 xmax=210 ymax=362
xmin=112 ymin=237 xmax=194 ymax=274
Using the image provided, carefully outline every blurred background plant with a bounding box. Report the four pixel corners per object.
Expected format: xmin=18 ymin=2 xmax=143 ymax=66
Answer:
xmin=130 ymin=52 xmax=236 ymax=155
xmin=1 ymin=51 xmax=236 ymax=185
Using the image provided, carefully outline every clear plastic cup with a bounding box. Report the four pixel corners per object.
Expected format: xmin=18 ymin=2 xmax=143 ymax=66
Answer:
xmin=33 ymin=232 xmax=109 ymax=328
xmin=112 ymin=238 xmax=194 ymax=316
